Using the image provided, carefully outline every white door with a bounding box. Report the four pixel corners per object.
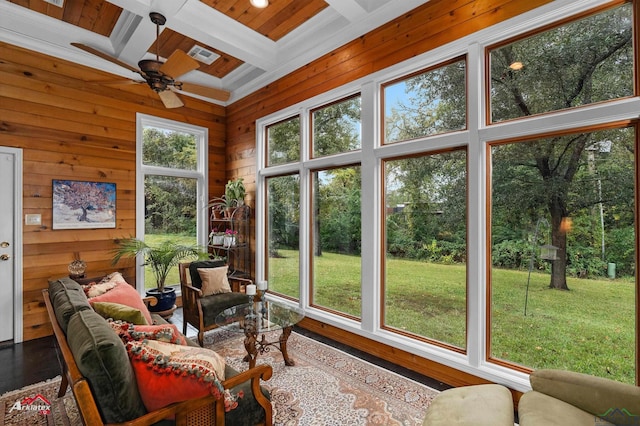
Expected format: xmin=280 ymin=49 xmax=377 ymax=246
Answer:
xmin=0 ymin=148 xmax=22 ymax=343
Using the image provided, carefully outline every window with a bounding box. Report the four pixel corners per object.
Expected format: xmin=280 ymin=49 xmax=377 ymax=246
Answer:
xmin=383 ymin=150 xmax=467 ymax=349
xmin=266 ymin=174 xmax=301 ymax=300
xmin=266 ymin=116 xmax=300 ymax=167
xmin=137 ymin=115 xmax=208 ymax=290
xmin=383 ymin=57 xmax=466 ymax=144
xmin=489 ymin=3 xmax=634 ymax=123
xmin=490 ymin=126 xmax=636 ymax=384
xmin=311 ymin=166 xmax=362 ymax=317
xmin=311 ymin=95 xmax=361 ymax=157
xmin=256 ymin=0 xmax=638 ymax=388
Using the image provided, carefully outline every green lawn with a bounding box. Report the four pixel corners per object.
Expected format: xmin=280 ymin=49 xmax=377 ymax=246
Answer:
xmin=269 ymin=249 xmax=635 ymax=384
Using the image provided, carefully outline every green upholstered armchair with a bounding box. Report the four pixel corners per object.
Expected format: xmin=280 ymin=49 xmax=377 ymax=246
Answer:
xmin=179 ymin=260 xmax=250 ymax=346
xmin=518 ymin=369 xmax=640 ymax=426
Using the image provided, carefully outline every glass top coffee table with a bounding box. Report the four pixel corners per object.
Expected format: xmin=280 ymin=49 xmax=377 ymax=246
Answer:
xmin=215 ymin=299 xmax=305 ymax=369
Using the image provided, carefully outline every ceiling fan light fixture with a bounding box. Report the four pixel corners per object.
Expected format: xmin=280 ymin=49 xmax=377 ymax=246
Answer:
xmin=250 ymin=0 xmax=269 ymax=8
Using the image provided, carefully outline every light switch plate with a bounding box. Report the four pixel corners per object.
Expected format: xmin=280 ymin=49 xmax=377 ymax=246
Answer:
xmin=25 ymin=214 xmax=42 ymax=225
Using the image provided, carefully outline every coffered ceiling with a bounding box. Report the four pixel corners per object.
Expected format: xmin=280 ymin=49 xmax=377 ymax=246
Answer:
xmin=0 ymin=0 xmax=427 ymax=105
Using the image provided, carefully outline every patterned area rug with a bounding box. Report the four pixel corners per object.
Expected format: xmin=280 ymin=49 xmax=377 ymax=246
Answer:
xmin=0 ymin=377 xmax=79 ymax=426
xmin=1 ymin=331 xmax=438 ymax=425
xmin=205 ymin=330 xmax=438 ymax=425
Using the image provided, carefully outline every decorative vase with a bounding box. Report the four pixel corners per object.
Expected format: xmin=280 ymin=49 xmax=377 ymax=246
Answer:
xmin=145 ymin=287 xmax=176 ymax=312
xmin=68 ymin=259 xmax=87 ymax=279
xmin=211 ymin=234 xmax=225 ymax=246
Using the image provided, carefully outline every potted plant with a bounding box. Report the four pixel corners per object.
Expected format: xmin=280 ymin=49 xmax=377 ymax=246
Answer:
xmin=223 ymin=229 xmax=238 ymax=247
xmin=112 ymin=238 xmax=208 ymax=312
xmin=224 ymin=178 xmax=246 ymax=216
xmin=209 ymin=227 xmax=225 ymax=246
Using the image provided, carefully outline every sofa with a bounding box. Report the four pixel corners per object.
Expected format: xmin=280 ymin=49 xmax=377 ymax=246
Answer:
xmin=518 ymin=369 xmax=640 ymax=426
xmin=44 ymin=276 xmax=273 ymax=425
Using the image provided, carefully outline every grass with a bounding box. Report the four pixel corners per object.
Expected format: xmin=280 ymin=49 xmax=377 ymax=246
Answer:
xmin=269 ymin=249 xmax=636 ymax=384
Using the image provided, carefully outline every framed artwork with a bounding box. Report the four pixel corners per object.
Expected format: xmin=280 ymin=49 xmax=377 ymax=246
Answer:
xmin=52 ymin=180 xmax=116 ymax=230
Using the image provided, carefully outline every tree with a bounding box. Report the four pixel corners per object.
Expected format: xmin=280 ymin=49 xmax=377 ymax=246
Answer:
xmin=489 ymin=4 xmax=633 ymax=289
xmin=142 ymin=127 xmax=198 ymax=235
xmin=387 ymin=3 xmax=634 ymax=289
xmin=56 ymin=181 xmax=114 ymax=222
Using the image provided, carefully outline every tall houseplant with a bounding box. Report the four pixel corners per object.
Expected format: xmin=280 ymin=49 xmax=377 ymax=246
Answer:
xmin=225 ymin=178 xmax=246 ymax=207
xmin=112 ymin=238 xmax=208 ymax=311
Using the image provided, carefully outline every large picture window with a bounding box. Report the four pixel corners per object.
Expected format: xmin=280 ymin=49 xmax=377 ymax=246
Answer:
xmin=267 ymin=174 xmax=301 ymax=300
xmin=256 ymin=0 xmax=638 ymax=388
xmin=490 ymin=126 xmax=636 ymax=383
xmin=383 ymin=150 xmax=467 ymax=349
xmin=311 ymin=166 xmax=362 ymax=317
xmin=137 ymin=115 xmax=207 ymax=290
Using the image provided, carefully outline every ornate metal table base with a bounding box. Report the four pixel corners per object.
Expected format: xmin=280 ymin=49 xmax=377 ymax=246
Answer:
xmin=243 ymin=325 xmax=294 ymax=369
xmin=215 ymin=300 xmax=305 ymax=369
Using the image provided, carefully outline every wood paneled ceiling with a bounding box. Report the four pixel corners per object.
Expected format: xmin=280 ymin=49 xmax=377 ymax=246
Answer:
xmin=1 ymin=0 xmax=428 ymax=104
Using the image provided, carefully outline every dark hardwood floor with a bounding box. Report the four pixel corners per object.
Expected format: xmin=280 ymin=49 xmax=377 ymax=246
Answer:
xmin=0 ymin=307 xmax=449 ymax=395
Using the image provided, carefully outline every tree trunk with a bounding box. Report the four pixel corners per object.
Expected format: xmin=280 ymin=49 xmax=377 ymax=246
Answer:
xmin=79 ymin=207 xmax=88 ymax=222
xmin=549 ymin=199 xmax=570 ymax=290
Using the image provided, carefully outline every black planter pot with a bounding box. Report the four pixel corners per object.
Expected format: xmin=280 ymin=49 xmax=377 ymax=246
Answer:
xmin=145 ymin=286 xmax=176 ymax=312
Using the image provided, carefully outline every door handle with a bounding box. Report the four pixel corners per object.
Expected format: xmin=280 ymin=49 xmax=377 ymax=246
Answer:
xmin=0 ymin=242 xmax=8 ymax=248
xmin=0 ymin=254 xmax=9 ymax=261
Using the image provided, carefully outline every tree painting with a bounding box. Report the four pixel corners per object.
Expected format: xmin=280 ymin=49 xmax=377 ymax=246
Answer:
xmin=53 ymin=180 xmax=116 ymax=229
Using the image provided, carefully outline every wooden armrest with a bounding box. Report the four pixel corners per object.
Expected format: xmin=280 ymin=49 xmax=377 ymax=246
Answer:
xmin=182 ymin=283 xmax=203 ymax=298
xmin=142 ymin=296 xmax=157 ymax=307
xmin=222 ymin=364 xmax=273 ymax=389
xmin=229 ymin=277 xmax=252 ymax=285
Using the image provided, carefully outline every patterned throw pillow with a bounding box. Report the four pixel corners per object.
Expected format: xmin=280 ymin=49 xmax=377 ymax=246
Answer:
xmin=82 ymin=272 xmax=123 ymax=298
xmin=126 ymin=340 xmax=241 ymax=413
xmin=108 ymin=320 xmax=187 ymax=345
xmin=198 ymin=266 xmax=231 ymax=296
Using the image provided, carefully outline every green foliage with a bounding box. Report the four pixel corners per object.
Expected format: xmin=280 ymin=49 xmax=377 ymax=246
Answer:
xmin=142 ymin=127 xmax=198 ymax=235
xmin=268 ymin=117 xmax=301 ymax=166
xmin=112 ymin=237 xmax=207 ymax=291
xmin=224 ymin=178 xmax=246 ymax=207
xmin=492 ymin=239 xmax=531 ymax=270
xmin=606 ymin=227 xmax=636 ymax=276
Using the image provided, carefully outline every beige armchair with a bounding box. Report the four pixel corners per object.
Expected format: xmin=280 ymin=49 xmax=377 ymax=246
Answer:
xmin=518 ymin=369 xmax=640 ymax=426
xmin=179 ymin=260 xmax=251 ymax=346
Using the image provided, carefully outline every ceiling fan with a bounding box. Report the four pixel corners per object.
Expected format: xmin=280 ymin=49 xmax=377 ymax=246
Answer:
xmin=71 ymin=12 xmax=230 ymax=108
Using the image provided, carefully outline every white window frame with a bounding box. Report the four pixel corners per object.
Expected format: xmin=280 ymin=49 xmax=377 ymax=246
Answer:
xmin=255 ymin=0 xmax=640 ymax=392
xmin=135 ymin=113 xmax=209 ymax=294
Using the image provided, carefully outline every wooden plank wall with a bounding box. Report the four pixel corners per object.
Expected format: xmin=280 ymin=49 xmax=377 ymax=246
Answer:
xmin=225 ymin=0 xmax=552 ymax=389
xmin=0 ymin=42 xmax=226 ymax=341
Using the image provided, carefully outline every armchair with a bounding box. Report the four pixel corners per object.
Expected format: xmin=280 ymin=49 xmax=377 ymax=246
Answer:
xmin=179 ymin=260 xmax=250 ymax=346
xmin=518 ymin=369 xmax=640 ymax=425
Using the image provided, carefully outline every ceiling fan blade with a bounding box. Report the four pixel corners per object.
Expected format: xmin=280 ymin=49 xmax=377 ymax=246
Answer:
xmin=179 ymin=82 xmax=231 ymax=102
xmin=159 ymin=50 xmax=199 ymax=79
xmin=88 ymin=78 xmax=142 ymax=86
xmin=158 ymin=90 xmax=184 ymax=108
xmin=71 ymin=43 xmax=140 ymax=74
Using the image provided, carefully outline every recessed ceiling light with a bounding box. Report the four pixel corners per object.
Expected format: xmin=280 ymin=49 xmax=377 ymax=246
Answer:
xmin=250 ymin=0 xmax=269 ymax=8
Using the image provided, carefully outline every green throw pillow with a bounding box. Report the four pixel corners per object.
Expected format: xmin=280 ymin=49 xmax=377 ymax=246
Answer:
xmin=92 ymin=301 xmax=149 ymax=325
xmin=67 ymin=309 xmax=146 ymax=423
xmin=49 ymin=280 xmax=92 ymax=333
